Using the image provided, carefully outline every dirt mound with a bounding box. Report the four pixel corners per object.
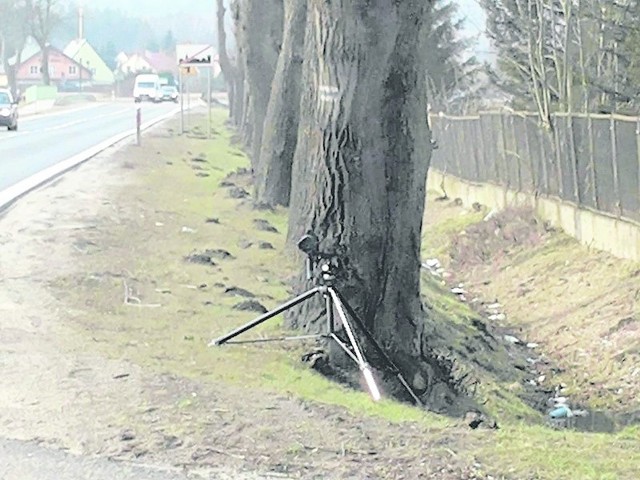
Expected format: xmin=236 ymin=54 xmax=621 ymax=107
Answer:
xmin=450 ymin=207 xmax=552 ymax=268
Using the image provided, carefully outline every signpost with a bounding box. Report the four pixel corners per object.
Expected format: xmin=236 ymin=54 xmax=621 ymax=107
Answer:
xmin=176 ymin=45 xmax=216 ymax=138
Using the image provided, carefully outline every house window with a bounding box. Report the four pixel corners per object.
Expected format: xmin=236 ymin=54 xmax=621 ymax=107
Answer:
xmin=69 ymin=65 xmax=77 ymax=75
xmin=30 ymin=65 xmax=38 ymax=74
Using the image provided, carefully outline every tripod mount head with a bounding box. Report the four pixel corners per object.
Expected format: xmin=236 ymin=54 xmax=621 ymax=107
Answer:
xmin=297 ymin=232 xmax=343 ymax=286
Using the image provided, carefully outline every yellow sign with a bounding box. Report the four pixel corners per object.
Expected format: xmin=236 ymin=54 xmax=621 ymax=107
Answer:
xmin=180 ymin=65 xmax=198 ymax=77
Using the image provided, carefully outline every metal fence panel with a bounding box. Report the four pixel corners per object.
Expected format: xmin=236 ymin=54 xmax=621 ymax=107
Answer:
xmin=430 ymin=118 xmax=446 ymax=170
xmin=473 ymin=118 xmax=489 ymax=183
xmin=458 ymin=119 xmax=475 ymax=180
xmin=542 ymin=126 xmax=560 ymax=198
xmin=525 ymin=115 xmax=546 ymax=194
xmin=428 ymin=111 xmax=640 ymax=223
xmin=466 ymin=119 xmax=481 ymax=181
xmin=513 ymin=115 xmax=533 ymax=191
xmin=448 ymin=118 xmax=462 ymax=177
xmin=554 ymin=116 xmax=578 ymax=203
xmin=480 ymin=113 xmax=499 ymax=184
xmin=492 ymin=114 xmax=507 ymax=185
xmin=500 ymin=115 xmax=517 ymax=189
xmin=615 ymin=119 xmax=640 ymax=221
xmin=592 ymin=118 xmax=617 ymax=215
xmin=572 ymin=116 xmax=596 ymax=209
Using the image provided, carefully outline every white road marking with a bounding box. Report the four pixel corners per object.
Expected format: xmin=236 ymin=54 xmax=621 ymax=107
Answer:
xmin=0 ymin=107 xmax=154 ymax=143
xmin=0 ymin=107 xmax=181 ymax=210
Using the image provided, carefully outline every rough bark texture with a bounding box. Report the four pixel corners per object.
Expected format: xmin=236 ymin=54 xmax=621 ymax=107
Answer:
xmin=254 ymin=0 xmax=308 ymax=206
xmin=40 ymin=46 xmax=51 ymax=85
xmin=236 ymin=0 xmax=284 ymax=167
xmin=286 ymin=0 xmax=468 ymax=413
xmin=28 ymin=0 xmax=59 ymax=87
xmin=233 ymin=65 xmax=246 ymax=128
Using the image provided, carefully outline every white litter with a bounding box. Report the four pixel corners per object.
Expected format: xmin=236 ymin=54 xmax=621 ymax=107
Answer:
xmin=503 ymin=334 xmax=521 ymax=344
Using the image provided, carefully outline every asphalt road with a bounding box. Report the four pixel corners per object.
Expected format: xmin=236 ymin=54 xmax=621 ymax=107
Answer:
xmin=0 ymin=101 xmax=178 ymax=192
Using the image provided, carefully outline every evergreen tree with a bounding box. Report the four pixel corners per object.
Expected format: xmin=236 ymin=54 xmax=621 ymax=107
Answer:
xmin=161 ymin=29 xmax=176 ymax=53
xmin=482 ymin=0 xmax=640 ymax=114
xmin=99 ymin=41 xmax=118 ymax=70
xmin=424 ymin=0 xmax=480 ymax=113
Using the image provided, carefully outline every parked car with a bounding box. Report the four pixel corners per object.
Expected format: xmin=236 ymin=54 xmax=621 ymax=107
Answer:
xmin=0 ymin=88 xmax=18 ymax=131
xmin=58 ymin=80 xmax=81 ymax=92
xmin=161 ymin=85 xmax=179 ymax=103
xmin=133 ymin=74 xmax=163 ymax=103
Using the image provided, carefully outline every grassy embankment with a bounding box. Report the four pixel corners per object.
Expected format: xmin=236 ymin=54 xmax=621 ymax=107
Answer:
xmin=57 ymin=109 xmax=639 ymax=479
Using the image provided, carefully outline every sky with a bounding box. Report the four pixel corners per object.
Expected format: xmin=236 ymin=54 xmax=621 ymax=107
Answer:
xmin=84 ymin=0 xmax=492 ymax=60
xmin=455 ymin=0 xmax=493 ymax=62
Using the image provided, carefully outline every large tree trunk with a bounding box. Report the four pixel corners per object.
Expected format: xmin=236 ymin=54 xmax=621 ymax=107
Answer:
xmin=236 ymin=0 xmax=283 ymax=168
xmin=254 ymin=0 xmax=307 ymax=206
xmin=287 ymin=0 xmax=466 ymax=412
xmin=40 ymin=45 xmax=51 ymax=85
xmin=216 ymin=0 xmax=237 ymax=120
xmin=233 ymin=64 xmax=245 ymax=127
xmin=228 ymin=0 xmax=245 ymax=127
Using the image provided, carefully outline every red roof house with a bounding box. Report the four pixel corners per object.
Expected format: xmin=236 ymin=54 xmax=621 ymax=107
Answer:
xmin=17 ymin=46 xmax=93 ymax=86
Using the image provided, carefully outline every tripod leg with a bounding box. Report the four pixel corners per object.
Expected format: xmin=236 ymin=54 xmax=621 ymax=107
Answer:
xmin=330 ymin=288 xmax=423 ymax=406
xmin=328 ymin=289 xmax=366 ymax=365
xmin=328 ymin=290 xmax=381 ymax=401
xmin=325 ymin=293 xmax=334 ymax=334
xmin=210 ymin=287 xmax=322 ymax=346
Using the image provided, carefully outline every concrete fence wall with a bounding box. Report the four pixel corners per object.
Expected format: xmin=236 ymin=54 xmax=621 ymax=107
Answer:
xmin=428 ymin=111 xmax=640 ymax=263
xmin=426 ymin=171 xmax=640 ymax=262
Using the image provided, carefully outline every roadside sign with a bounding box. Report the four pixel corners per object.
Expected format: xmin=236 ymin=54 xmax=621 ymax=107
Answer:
xmin=176 ymin=44 xmax=215 ymax=66
xmin=180 ymin=65 xmax=198 ymax=77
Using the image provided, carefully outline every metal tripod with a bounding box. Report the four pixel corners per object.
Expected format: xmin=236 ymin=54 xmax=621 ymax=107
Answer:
xmin=209 ymin=235 xmax=422 ymax=405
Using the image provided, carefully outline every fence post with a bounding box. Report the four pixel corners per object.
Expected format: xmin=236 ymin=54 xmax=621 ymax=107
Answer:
xmin=523 ymin=115 xmax=536 ymax=192
xmin=476 ymin=115 xmax=486 ymax=182
xmin=553 ymin=113 xmax=564 ymax=199
xmin=587 ymin=113 xmax=599 ymax=209
xmin=452 ymin=117 xmax=462 ymax=177
xmin=458 ymin=117 xmax=467 ymax=178
xmin=610 ymin=114 xmax=621 ymax=217
xmin=500 ymin=112 xmax=509 ymax=188
xmin=492 ymin=114 xmax=501 ymax=183
xmin=539 ymin=123 xmax=550 ymax=195
xmin=509 ymin=113 xmax=522 ymax=191
xmin=136 ymin=107 xmax=141 ymax=146
xmin=567 ymin=113 xmax=580 ymax=205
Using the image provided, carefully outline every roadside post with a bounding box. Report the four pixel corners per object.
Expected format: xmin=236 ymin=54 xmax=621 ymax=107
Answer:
xmin=207 ymin=65 xmax=212 ymax=139
xmin=136 ymin=107 xmax=141 ymax=146
xmin=177 ymin=44 xmax=215 ymax=137
xmin=179 ymin=68 xmax=184 ymax=134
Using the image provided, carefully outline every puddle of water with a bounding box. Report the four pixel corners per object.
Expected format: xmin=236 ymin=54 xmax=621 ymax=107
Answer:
xmin=550 ymin=410 xmax=639 ymax=433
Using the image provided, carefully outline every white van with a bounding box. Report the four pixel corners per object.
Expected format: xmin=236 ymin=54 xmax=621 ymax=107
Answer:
xmin=133 ymin=74 xmax=162 ymax=103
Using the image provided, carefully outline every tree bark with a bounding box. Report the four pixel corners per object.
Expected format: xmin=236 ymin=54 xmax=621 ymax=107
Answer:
xmin=254 ymin=0 xmax=307 ymax=206
xmin=236 ymin=0 xmax=283 ymax=168
xmin=287 ymin=0 xmax=466 ymax=411
xmin=40 ymin=45 xmax=51 ymax=85
xmin=229 ymin=0 xmax=245 ymax=127
xmin=216 ymin=0 xmax=237 ymax=120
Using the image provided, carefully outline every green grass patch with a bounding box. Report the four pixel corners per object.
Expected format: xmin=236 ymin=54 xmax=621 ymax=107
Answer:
xmin=421 ymin=202 xmax=485 ymax=260
xmin=480 ymin=425 xmax=640 ymax=480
